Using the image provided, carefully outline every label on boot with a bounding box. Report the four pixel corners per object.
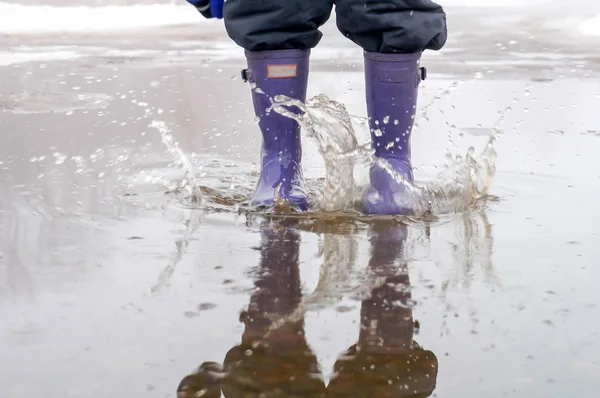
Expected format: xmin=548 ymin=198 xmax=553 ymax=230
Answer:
xmin=267 ymin=64 xmax=298 ymax=79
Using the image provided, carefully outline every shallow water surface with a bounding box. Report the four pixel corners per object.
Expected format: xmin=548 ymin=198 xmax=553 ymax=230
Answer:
xmin=2 ymin=4 xmax=600 ymax=398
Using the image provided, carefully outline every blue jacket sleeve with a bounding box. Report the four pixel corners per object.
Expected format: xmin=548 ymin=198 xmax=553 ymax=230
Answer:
xmin=186 ymin=0 xmax=223 ymax=19
xmin=209 ymin=0 xmax=224 ymax=19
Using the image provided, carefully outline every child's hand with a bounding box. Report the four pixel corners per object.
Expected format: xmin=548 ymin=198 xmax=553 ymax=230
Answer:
xmin=186 ymin=0 xmax=224 ymax=19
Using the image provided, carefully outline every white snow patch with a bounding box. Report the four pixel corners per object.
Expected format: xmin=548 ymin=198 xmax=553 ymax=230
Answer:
xmin=579 ymin=14 xmax=600 ymax=36
xmin=0 ymin=2 xmax=203 ymax=34
xmin=0 ymin=50 xmax=82 ymax=66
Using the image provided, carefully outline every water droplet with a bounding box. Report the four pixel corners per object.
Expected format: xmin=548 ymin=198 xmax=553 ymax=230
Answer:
xmin=53 ymin=153 xmax=67 ymax=165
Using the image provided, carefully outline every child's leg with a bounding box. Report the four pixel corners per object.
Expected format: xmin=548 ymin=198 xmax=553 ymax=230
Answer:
xmin=335 ymin=0 xmax=447 ymax=54
xmin=335 ymin=0 xmax=447 ymax=215
xmin=223 ymin=1 xmax=334 ymax=211
xmin=224 ymin=0 xmax=334 ymax=51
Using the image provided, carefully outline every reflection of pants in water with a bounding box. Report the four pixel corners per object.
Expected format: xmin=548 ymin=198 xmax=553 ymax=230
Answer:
xmin=224 ymin=0 xmax=447 ymax=53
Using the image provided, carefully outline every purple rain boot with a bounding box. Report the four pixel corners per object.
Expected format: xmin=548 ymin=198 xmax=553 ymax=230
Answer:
xmin=362 ymin=51 xmax=425 ymax=215
xmin=243 ymin=50 xmax=310 ymax=211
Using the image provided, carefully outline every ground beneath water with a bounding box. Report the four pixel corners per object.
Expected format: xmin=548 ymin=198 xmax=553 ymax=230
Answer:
xmin=2 ymin=4 xmax=600 ymax=398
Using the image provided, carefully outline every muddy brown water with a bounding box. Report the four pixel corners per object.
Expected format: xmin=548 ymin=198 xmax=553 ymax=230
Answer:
xmin=2 ymin=4 xmax=600 ymax=398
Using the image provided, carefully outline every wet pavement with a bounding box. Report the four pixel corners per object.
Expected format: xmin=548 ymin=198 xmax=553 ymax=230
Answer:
xmin=2 ymin=3 xmax=600 ymax=398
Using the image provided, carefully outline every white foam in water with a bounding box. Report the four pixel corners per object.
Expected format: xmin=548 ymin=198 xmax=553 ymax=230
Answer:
xmin=0 ymin=2 xmax=202 ymax=34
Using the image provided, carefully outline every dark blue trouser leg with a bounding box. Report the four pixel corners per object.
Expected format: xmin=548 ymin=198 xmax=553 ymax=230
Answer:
xmin=223 ymin=0 xmax=446 ymax=53
xmin=224 ymin=0 xmax=335 ymax=51
xmin=335 ymin=0 xmax=447 ymax=53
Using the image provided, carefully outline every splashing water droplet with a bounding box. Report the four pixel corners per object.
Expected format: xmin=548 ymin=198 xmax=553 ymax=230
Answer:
xmin=149 ymin=120 xmax=204 ymax=205
xmin=53 ymin=152 xmax=67 ymax=165
xmin=270 ymin=93 xmax=505 ymax=216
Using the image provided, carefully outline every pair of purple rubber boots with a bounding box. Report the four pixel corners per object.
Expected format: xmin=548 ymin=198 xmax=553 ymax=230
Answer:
xmin=244 ymin=49 xmax=424 ymax=215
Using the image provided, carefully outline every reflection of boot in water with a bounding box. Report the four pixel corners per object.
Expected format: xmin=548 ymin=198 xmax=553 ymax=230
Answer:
xmin=328 ymin=223 xmax=438 ymax=398
xmin=177 ymin=361 xmax=223 ymax=398
xmin=221 ymin=223 xmax=326 ymax=398
xmin=177 ymin=223 xmax=325 ymax=398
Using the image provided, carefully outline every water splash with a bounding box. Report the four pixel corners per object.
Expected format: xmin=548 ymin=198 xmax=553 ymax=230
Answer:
xmin=149 ymin=120 xmax=204 ymax=206
xmin=270 ymin=91 xmax=508 ymax=217
xmin=270 ymin=95 xmax=364 ymax=212
xmin=420 ymin=108 xmax=506 ymax=215
xmin=148 ymin=82 xmax=505 ymax=216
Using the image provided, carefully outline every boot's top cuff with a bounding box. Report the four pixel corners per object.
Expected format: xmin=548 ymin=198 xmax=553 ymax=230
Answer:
xmin=363 ymin=51 xmax=422 ymax=62
xmin=245 ymin=49 xmax=311 ymax=60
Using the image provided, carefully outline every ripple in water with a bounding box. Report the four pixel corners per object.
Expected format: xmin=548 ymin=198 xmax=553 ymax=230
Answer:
xmin=0 ymin=92 xmax=111 ymax=114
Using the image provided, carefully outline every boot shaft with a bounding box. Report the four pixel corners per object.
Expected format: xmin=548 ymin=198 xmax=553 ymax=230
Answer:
xmin=364 ymin=51 xmax=423 ymax=161
xmin=244 ymin=50 xmax=309 ymax=163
